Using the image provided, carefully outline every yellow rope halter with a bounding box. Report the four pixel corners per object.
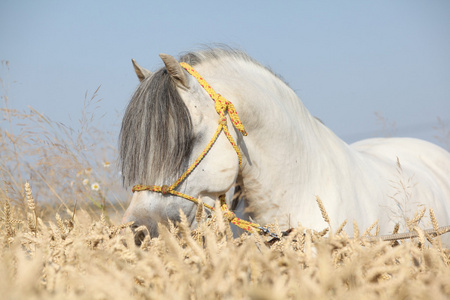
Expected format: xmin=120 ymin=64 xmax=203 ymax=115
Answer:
xmin=132 ymin=63 xmax=264 ymax=234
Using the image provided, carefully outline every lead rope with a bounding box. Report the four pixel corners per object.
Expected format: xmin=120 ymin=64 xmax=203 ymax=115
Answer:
xmin=133 ymin=63 xmax=267 ymax=235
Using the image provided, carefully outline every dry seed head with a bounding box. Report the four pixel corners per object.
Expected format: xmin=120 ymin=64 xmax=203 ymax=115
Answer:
xmin=195 ymin=201 xmax=204 ymax=225
xmin=428 ymin=208 xmax=444 ymax=251
xmin=392 ymin=223 xmax=400 ymax=234
xmin=424 ymin=232 xmax=434 ymax=245
xmin=362 ymin=220 xmax=379 ymax=237
xmin=117 ymin=221 xmax=134 ymax=230
xmin=413 ymin=226 xmax=425 ymax=250
xmin=396 ymin=156 xmax=402 ymax=170
xmin=168 ymin=219 xmax=178 ymax=235
xmin=25 ymin=181 xmax=35 ymax=212
xmin=315 ymin=196 xmax=330 ymax=225
xmin=214 ymin=200 xmax=226 ymax=233
xmin=336 ymin=219 xmax=347 ymax=235
xmin=8 ymin=219 xmax=23 ymax=225
xmin=429 ymin=208 xmax=439 ymax=232
xmin=375 ymin=224 xmax=380 ymax=236
xmin=134 ymin=276 xmax=145 ymax=286
xmin=4 ymin=199 xmax=11 ymax=220
xmin=100 ymin=212 xmax=106 ymax=226
xmin=390 ymin=223 xmax=401 ymax=246
xmin=407 ymin=207 xmax=426 ymax=229
xmin=377 ymin=272 xmax=392 ymax=282
xmin=3 ymin=200 xmax=15 ymax=239
xmin=317 ymin=227 xmax=329 ymax=237
xmin=55 ymin=213 xmax=66 ymax=236
xmin=135 ymin=225 xmax=149 ymax=233
xmin=27 ymin=212 xmax=36 ymax=233
xmin=139 ymin=234 xmax=151 ymax=250
xmin=353 ymin=220 xmax=360 ymax=238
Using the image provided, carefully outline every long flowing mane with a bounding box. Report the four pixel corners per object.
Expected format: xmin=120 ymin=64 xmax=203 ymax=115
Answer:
xmin=119 ymin=67 xmax=194 ymax=186
xmin=120 ymin=48 xmax=271 ymax=187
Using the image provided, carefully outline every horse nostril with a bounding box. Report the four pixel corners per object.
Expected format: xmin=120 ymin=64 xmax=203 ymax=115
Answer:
xmin=135 ymin=231 xmax=146 ymax=246
xmin=131 ymin=224 xmax=148 ymax=246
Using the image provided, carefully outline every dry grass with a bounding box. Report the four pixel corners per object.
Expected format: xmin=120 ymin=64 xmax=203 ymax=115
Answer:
xmin=1 ymin=64 xmax=450 ymax=299
xmin=1 ymin=61 xmax=128 ymax=219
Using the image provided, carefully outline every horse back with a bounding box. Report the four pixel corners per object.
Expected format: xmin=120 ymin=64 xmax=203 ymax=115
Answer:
xmin=351 ymin=137 xmax=450 ymax=223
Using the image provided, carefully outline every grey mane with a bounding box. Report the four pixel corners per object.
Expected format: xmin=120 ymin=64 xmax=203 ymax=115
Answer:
xmin=119 ymin=67 xmax=194 ymax=187
xmin=119 ymin=47 xmax=282 ymax=187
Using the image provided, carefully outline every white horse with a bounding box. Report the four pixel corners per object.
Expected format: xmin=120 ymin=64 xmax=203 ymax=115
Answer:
xmin=120 ymin=48 xmax=450 ymax=243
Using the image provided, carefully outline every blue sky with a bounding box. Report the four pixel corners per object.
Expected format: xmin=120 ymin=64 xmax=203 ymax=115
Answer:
xmin=1 ymin=0 xmax=449 ymax=147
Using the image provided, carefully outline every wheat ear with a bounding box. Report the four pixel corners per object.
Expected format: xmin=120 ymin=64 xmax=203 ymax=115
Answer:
xmin=315 ymin=196 xmax=332 ymax=232
xmin=25 ymin=181 xmax=37 ymax=235
xmin=362 ymin=220 xmax=379 ymax=237
xmin=407 ymin=207 xmax=426 ymax=230
xmin=336 ymin=219 xmax=347 ymax=235
xmin=353 ymin=220 xmax=360 ymax=239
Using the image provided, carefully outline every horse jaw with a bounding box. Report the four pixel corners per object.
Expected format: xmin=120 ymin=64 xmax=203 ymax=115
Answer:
xmin=131 ymin=59 xmax=152 ymax=82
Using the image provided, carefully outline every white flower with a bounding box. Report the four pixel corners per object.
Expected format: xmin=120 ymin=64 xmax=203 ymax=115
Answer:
xmin=82 ymin=179 xmax=89 ymax=186
xmin=103 ymin=161 xmax=111 ymax=168
xmin=91 ymin=182 xmax=100 ymax=191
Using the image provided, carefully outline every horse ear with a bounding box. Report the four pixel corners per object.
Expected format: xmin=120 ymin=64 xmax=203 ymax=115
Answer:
xmin=132 ymin=59 xmax=152 ymax=82
xmin=159 ymin=53 xmax=189 ymax=88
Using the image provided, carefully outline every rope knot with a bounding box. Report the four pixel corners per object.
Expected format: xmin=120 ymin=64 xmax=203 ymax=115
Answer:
xmin=161 ymin=185 xmax=170 ymax=195
xmin=219 ymin=118 xmax=227 ymax=126
xmin=214 ymin=94 xmax=228 ymax=116
xmin=223 ymin=210 xmax=236 ymax=222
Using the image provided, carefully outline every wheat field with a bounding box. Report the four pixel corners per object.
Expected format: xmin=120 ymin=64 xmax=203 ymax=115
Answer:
xmin=1 ymin=192 xmax=450 ymax=300
xmin=1 ymin=72 xmax=450 ymax=299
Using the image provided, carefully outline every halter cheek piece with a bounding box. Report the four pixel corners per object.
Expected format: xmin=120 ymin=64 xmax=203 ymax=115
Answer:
xmin=132 ymin=63 xmax=266 ymax=234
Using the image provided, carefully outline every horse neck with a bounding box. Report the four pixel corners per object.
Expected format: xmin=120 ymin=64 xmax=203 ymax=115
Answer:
xmin=197 ymin=59 xmax=356 ymax=221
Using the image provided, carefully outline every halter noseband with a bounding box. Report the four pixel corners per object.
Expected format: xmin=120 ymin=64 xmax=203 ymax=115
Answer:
xmin=132 ymin=63 xmax=264 ymax=234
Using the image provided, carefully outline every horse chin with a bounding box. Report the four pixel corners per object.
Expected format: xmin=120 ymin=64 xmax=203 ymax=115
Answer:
xmin=122 ymin=194 xmax=196 ymax=244
xmin=130 ymin=213 xmax=190 ymax=245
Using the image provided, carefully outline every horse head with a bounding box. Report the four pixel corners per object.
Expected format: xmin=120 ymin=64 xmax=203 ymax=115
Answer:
xmin=120 ymin=54 xmax=242 ymax=242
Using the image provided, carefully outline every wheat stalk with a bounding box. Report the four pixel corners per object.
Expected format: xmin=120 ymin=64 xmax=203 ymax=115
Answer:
xmin=336 ymin=219 xmax=347 ymax=235
xmin=25 ymin=181 xmax=35 ymax=211
xmin=195 ymin=200 xmax=204 ymax=225
xmin=429 ymin=208 xmax=444 ymax=251
xmin=353 ymin=220 xmax=360 ymax=239
xmin=3 ymin=199 xmax=14 ymax=245
xmin=413 ymin=226 xmax=425 ymax=250
xmin=315 ymin=196 xmax=332 ymax=233
xmin=392 ymin=223 xmax=400 ymax=234
xmin=429 ymin=208 xmax=439 ymax=232
xmin=362 ymin=220 xmax=379 ymax=237
xmin=25 ymin=181 xmax=38 ymax=236
xmin=317 ymin=227 xmax=329 ymax=237
xmin=407 ymin=207 xmax=426 ymax=230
